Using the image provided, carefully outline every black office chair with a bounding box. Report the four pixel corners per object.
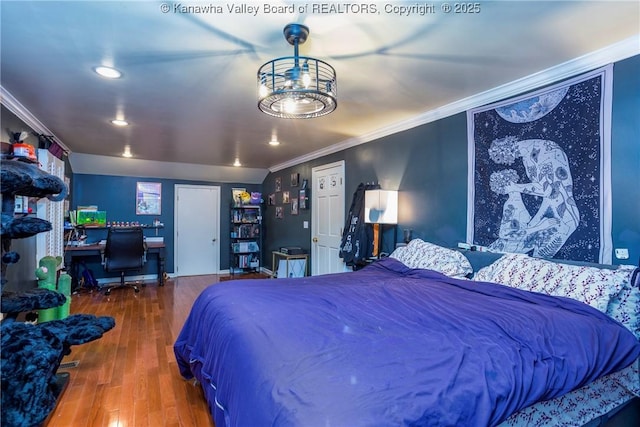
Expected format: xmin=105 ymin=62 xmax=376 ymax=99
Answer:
xmin=102 ymin=227 xmax=146 ymax=295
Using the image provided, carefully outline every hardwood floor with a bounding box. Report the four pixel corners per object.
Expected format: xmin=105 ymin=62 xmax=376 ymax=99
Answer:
xmin=45 ymin=274 xmax=235 ymax=427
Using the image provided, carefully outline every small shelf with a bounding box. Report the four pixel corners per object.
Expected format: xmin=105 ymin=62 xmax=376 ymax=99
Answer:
xmin=271 ymin=251 xmax=309 ymax=278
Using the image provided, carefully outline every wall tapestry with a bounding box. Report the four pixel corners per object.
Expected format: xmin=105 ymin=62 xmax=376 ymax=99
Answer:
xmin=466 ymin=65 xmax=613 ymax=263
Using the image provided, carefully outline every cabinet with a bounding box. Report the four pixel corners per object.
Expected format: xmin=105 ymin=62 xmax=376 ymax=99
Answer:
xmin=230 ymin=205 xmax=262 ymax=274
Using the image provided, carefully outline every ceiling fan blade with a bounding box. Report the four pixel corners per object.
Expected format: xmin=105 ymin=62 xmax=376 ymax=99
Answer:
xmin=118 ymin=49 xmax=254 ymax=66
xmin=385 ymin=52 xmax=508 ymax=66
xmin=176 ymin=13 xmax=259 ymax=59
xmin=328 ymin=21 xmax=442 ymax=60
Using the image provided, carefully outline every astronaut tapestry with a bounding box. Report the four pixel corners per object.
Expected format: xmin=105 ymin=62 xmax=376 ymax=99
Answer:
xmin=466 ymin=65 xmax=612 ymax=263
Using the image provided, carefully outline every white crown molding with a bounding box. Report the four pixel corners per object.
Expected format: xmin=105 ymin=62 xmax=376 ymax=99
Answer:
xmin=269 ymin=35 xmax=640 ymax=172
xmin=0 ymin=85 xmax=71 ymax=153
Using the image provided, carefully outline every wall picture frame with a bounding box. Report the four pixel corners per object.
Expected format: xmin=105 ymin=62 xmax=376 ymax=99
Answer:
xmin=136 ymin=182 xmax=161 ymax=215
xmin=282 ymin=191 xmax=290 ymax=204
xmin=275 ymin=206 xmax=284 ymax=219
xmin=291 ymin=198 xmax=299 ymax=215
xmin=299 ymin=188 xmax=308 ymax=210
xmin=232 ymin=187 xmax=247 ymax=207
xmin=268 ymin=193 xmax=276 ymax=206
xmin=275 ymin=177 xmax=282 ymax=192
xmin=291 ymin=172 xmax=299 ymax=187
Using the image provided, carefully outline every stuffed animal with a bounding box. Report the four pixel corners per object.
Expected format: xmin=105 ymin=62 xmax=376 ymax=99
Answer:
xmin=36 ymin=255 xmax=64 ymax=322
xmin=250 ymin=192 xmax=262 ymax=205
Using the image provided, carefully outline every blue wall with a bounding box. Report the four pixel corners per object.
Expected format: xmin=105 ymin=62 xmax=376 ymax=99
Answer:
xmin=264 ymin=55 xmax=640 ymax=265
xmin=72 ymin=174 xmax=261 ymax=278
xmin=611 ymin=56 xmax=640 ymax=265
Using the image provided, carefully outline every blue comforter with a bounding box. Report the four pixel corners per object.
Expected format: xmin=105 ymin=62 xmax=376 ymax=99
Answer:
xmin=174 ymin=258 xmax=640 ymax=426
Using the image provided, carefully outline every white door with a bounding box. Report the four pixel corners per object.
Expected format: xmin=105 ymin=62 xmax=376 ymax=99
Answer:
xmin=311 ymin=161 xmax=346 ymax=276
xmin=174 ymin=185 xmax=220 ymax=276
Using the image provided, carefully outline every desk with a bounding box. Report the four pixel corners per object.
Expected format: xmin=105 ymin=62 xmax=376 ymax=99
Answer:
xmin=64 ymin=242 xmax=165 ymax=288
xmin=271 ymin=251 xmax=309 ymax=278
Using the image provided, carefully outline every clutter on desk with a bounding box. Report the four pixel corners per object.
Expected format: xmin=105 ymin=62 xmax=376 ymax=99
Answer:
xmin=107 ymin=221 xmax=142 ymax=227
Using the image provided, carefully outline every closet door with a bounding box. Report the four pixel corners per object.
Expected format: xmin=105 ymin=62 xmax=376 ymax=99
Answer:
xmin=174 ymin=184 xmax=220 ymax=276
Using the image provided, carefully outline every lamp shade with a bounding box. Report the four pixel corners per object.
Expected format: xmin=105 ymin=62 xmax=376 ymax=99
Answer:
xmin=364 ymin=190 xmax=398 ymax=224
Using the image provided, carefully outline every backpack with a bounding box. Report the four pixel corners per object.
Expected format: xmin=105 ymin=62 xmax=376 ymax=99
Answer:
xmin=79 ymin=261 xmax=99 ymax=291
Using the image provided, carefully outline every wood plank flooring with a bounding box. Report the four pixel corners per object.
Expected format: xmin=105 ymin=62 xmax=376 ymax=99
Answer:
xmin=45 ymin=274 xmax=258 ymax=427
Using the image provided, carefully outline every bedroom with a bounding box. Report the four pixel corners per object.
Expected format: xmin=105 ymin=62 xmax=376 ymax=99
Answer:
xmin=1 ymin=1 xmax=639 ymax=426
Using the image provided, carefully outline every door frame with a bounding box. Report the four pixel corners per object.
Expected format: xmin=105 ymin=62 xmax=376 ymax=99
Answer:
xmin=311 ymin=160 xmax=345 ymax=276
xmin=174 ymin=184 xmax=221 ymax=276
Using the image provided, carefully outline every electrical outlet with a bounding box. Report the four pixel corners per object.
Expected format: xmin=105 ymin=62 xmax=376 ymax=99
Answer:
xmin=615 ymin=248 xmax=629 ymax=260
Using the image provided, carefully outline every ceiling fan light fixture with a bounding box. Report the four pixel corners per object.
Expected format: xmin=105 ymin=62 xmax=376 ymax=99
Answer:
xmin=233 ymin=158 xmax=242 ymax=167
xmin=122 ymin=146 xmax=132 ymax=158
xmin=258 ymin=23 xmax=337 ymax=119
xmin=94 ymin=65 xmax=122 ymax=79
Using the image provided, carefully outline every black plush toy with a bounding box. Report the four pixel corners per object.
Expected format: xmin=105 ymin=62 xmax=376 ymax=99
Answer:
xmin=1 ymin=158 xmax=116 ymax=427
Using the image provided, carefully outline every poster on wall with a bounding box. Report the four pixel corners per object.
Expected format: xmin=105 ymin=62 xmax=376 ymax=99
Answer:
xmin=136 ymin=182 xmax=162 ymax=215
xmin=466 ymin=65 xmax=613 ymax=263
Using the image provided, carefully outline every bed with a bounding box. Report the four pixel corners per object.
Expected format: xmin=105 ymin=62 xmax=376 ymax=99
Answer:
xmin=174 ymin=239 xmax=640 ymax=426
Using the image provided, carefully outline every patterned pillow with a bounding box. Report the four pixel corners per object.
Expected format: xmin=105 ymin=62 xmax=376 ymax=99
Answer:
xmin=389 ymin=245 xmax=407 ymax=261
xmin=473 ymin=253 xmax=555 ymax=292
xmin=473 ymin=253 xmax=629 ymax=313
xmin=390 ymin=239 xmax=473 ymax=278
xmin=605 ymin=266 xmax=640 ymax=338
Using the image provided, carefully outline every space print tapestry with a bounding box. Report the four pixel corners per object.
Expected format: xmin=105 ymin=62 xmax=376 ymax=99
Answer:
xmin=466 ymin=65 xmax=613 ymax=263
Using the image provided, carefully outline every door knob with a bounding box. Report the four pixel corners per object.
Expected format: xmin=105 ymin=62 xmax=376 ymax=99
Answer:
xmin=312 ymin=237 xmax=318 ymax=243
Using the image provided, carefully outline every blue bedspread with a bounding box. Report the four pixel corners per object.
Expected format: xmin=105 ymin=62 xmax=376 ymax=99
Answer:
xmin=174 ymin=258 xmax=640 ymax=426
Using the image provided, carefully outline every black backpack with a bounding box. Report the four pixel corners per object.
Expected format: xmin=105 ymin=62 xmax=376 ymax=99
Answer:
xmin=79 ymin=261 xmax=99 ymax=291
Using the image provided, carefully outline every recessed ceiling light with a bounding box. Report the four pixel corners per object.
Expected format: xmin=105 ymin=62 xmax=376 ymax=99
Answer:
xmin=268 ymin=137 xmax=280 ymax=146
xmin=233 ymin=158 xmax=242 ymax=167
xmin=94 ymin=66 xmax=122 ymax=79
xmin=111 ymin=119 xmax=129 ymax=127
xmin=122 ymin=146 xmax=132 ymax=158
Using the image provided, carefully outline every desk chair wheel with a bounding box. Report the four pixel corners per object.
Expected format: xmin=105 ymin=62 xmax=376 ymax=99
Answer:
xmin=104 ymin=283 xmax=140 ymax=295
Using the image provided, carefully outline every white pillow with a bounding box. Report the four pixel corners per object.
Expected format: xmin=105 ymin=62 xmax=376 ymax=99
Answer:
xmin=390 ymin=239 xmax=473 ymax=278
xmin=474 ymin=253 xmax=629 ymax=313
